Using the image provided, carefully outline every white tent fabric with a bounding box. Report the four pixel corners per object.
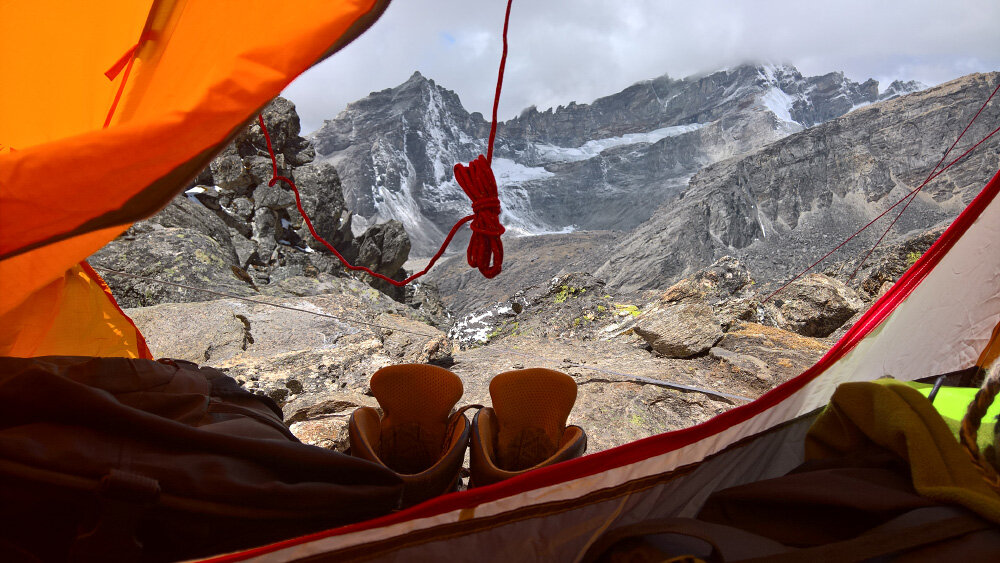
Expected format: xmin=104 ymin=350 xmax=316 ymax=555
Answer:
xmin=211 ymin=169 xmax=1000 ymax=563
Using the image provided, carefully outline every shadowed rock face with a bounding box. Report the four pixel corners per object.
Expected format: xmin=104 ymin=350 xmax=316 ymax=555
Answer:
xmin=310 ymin=64 xmax=914 ymax=256
xmin=597 ymin=72 xmax=999 ymax=294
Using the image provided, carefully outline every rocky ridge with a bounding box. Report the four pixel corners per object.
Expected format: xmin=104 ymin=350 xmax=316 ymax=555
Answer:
xmin=91 ymin=97 xmax=431 ymax=308
xmin=597 ymin=72 xmax=1000 ymax=293
xmin=310 ymin=64 xmax=924 ymax=255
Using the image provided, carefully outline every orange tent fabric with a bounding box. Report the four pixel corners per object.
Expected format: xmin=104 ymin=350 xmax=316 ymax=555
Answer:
xmin=1 ymin=262 xmax=153 ymax=358
xmin=0 ymin=0 xmax=389 ymax=356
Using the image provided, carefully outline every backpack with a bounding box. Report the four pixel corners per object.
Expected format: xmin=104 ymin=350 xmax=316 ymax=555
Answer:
xmin=0 ymin=356 xmax=403 ymax=562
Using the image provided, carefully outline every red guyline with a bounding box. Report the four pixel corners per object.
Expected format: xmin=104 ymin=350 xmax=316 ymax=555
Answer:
xmin=259 ymin=0 xmax=513 ymax=286
xmin=259 ymin=115 xmax=472 ymax=287
xmin=849 ymin=80 xmax=1000 ymax=281
xmin=487 ymin=0 xmax=513 ymax=164
xmin=763 ymin=121 xmax=1000 ymax=304
xmin=762 ymin=84 xmax=1000 ymax=304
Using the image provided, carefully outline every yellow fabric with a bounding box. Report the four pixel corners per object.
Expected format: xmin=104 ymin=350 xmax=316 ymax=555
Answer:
xmin=0 ymin=0 xmax=385 ymax=355
xmin=0 ymin=262 xmax=151 ymax=359
xmin=806 ymin=380 xmax=1000 ymax=525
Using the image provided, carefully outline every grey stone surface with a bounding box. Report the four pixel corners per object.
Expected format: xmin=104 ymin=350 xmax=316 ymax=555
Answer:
xmin=597 ymin=73 xmax=999 ymax=294
xmin=633 ymin=303 xmax=724 ymax=358
xmin=90 ymin=227 xmax=255 ymax=308
xmin=764 ymin=273 xmax=864 ymax=337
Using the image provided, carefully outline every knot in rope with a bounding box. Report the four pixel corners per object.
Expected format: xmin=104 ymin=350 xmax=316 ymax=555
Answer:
xmin=455 ymin=154 xmax=505 ymax=278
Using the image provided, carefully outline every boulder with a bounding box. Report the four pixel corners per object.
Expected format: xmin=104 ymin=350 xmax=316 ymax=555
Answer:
xmin=853 ymin=224 xmax=947 ymax=300
xmin=230 ymin=230 xmax=259 ymax=269
xmin=709 ymin=346 xmax=773 ymax=384
xmin=236 ymin=97 xmax=312 ymax=165
xmin=123 ymin=288 xmax=448 ymax=393
xmin=125 ymin=303 xmax=253 ymax=363
xmin=90 ymin=228 xmax=256 ymax=308
xmin=292 ymin=161 xmax=348 ymax=251
xmin=660 ymin=256 xmax=754 ymax=305
xmin=288 ymin=418 xmax=351 ymax=452
xmin=712 ymin=321 xmax=829 ymax=388
xmin=285 ymin=391 xmax=378 ymax=452
xmin=633 ymin=303 xmax=723 ymax=358
xmin=405 ymin=281 xmax=452 ymax=329
xmin=252 ymin=208 xmax=278 ymax=259
xmin=765 ymin=273 xmax=864 ymax=337
xmin=252 ymin=182 xmax=295 ymax=210
xmin=355 ymin=220 xmax=411 ymax=277
xmin=209 ymin=153 xmax=252 ymax=192
xmin=133 ymin=194 xmax=236 ymax=261
xmin=660 ymin=256 xmax=759 ymax=330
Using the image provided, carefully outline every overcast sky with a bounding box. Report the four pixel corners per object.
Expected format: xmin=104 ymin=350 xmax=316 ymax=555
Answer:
xmin=282 ymin=0 xmax=1000 ymax=135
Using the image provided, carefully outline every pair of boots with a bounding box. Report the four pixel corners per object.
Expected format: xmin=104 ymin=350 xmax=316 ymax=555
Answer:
xmin=349 ymin=364 xmax=587 ymax=508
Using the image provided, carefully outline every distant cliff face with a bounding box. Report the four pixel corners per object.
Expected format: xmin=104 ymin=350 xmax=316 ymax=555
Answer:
xmin=596 ymin=72 xmax=1000 ymax=293
xmin=309 ymin=64 xmax=921 ymax=256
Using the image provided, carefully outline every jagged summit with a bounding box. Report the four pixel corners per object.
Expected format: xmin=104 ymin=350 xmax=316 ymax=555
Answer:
xmin=308 ymin=62 xmax=930 ymax=256
xmin=880 ymin=79 xmax=929 ymax=101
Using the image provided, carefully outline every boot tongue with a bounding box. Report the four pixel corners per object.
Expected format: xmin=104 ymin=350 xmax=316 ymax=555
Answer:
xmin=490 ymin=369 xmax=578 ymax=471
xmin=370 ymin=364 xmax=463 ymax=474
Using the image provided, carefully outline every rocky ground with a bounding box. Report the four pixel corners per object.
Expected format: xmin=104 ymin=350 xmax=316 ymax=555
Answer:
xmin=99 ymin=74 xmax=992 ymax=465
xmin=127 ymin=255 xmax=861 ymax=456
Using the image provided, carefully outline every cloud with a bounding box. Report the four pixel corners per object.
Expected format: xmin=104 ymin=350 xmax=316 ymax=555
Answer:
xmin=282 ymin=0 xmax=1000 ymax=134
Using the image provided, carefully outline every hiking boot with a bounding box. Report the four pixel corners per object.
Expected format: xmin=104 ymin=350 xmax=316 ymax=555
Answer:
xmin=469 ymin=368 xmax=587 ymax=488
xmin=349 ymin=364 xmax=471 ymax=508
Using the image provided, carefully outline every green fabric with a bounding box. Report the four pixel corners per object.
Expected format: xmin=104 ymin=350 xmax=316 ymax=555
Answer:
xmin=907 ymin=381 xmax=1000 ymax=452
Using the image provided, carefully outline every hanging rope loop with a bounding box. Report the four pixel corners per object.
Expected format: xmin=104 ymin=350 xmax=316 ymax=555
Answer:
xmin=255 ymin=0 xmax=513 ymax=286
xmin=455 ymin=155 xmax=505 ymax=278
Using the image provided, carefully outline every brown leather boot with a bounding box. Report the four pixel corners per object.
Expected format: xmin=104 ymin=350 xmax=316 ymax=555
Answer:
xmin=470 ymin=368 xmax=587 ymax=488
xmin=349 ymin=364 xmax=471 ymax=508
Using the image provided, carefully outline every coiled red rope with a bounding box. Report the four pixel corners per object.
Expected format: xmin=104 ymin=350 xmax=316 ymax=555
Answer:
xmin=259 ymin=0 xmax=513 ymax=287
xmin=455 ymin=155 xmax=505 ymax=277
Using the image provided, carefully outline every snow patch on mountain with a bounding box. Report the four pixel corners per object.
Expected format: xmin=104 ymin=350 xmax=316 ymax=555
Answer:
xmin=491 ymin=158 xmax=555 ymax=183
xmin=535 ymin=123 xmax=707 ymax=163
xmin=759 ymin=88 xmax=797 ymax=123
xmin=500 ymin=184 xmax=577 ymax=236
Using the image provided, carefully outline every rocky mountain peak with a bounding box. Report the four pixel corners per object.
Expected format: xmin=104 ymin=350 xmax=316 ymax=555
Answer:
xmin=879 ymin=79 xmax=928 ymax=101
xmin=309 ymin=62 xmax=920 ymax=256
xmin=596 ymin=72 xmax=999 ymax=293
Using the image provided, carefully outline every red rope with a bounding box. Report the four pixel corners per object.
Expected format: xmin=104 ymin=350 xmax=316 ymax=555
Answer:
xmin=261 ymin=0 xmax=513 ymax=286
xmin=761 ymin=119 xmax=1000 ymax=304
xmin=487 ymin=0 xmax=513 ymax=164
xmin=847 ymin=80 xmax=1000 ymax=281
